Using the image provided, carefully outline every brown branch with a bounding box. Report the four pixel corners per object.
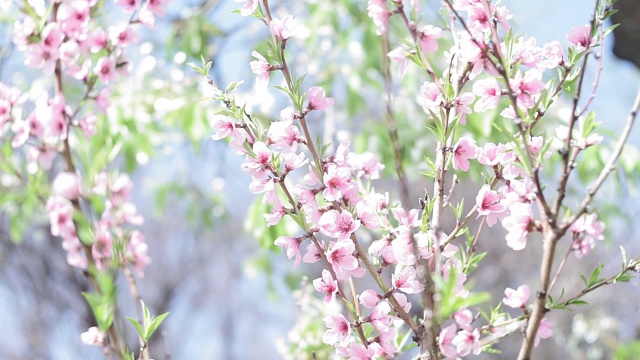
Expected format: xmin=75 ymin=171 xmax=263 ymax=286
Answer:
xmin=552 ymin=1 xmax=601 ymax=218
xmin=516 ymin=230 xmax=559 ymax=360
xmin=566 ymin=84 xmax=640 ymax=229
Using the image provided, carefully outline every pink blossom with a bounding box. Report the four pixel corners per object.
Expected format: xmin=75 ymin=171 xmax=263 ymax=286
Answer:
xmin=453 ymin=92 xmax=475 ymax=124
xmin=46 ymin=196 xmax=76 ymax=239
xmin=92 ymin=221 xmax=113 ymax=271
xmin=52 ymin=172 xmax=81 ymax=200
xmin=567 ymin=25 xmax=596 ymax=51
xmin=302 ymin=241 xmax=323 ymax=264
xmin=349 ymin=152 xmax=385 ymax=180
xmin=528 ymin=135 xmax=552 ymax=159
xmin=111 ymin=174 xmax=133 ymax=203
xmin=269 ymin=15 xmax=300 ymax=41
xmin=501 ymin=202 xmax=534 ymax=251
xmin=438 ymin=324 xmax=458 ymax=359
xmin=323 ymin=313 xmax=351 ymax=346
xmin=40 ymin=94 xmax=68 ymax=143
xmin=510 ymin=70 xmax=545 ymax=110
xmin=109 ymin=24 xmax=137 ymax=47
xmin=359 ymin=289 xmax=381 ymax=308
xmin=79 ymin=114 xmax=97 ymax=137
xmin=59 ymin=1 xmax=90 ymax=38
xmin=319 ymin=210 xmax=361 ymax=241
xmin=503 ymin=285 xmax=530 ymax=308
xmin=137 ymin=4 xmax=157 ymax=28
xmin=419 ymin=81 xmax=442 ymax=114
xmin=89 ymin=27 xmax=109 ymax=53
xmin=355 ymin=201 xmax=379 ymax=229
xmin=96 ymin=88 xmax=112 ymax=113
xmin=145 ymin=0 xmax=169 ymax=16
xmin=535 ymin=318 xmax=553 ymax=346
xmin=267 ymin=115 xmax=301 ymax=151
xmin=467 ymin=5 xmax=491 ymax=36
xmin=418 ymin=25 xmax=443 ymax=53
xmin=494 ymin=5 xmax=512 ymax=30
xmin=392 ymin=266 xmax=424 ymax=294
xmin=24 ymin=43 xmax=59 ymax=74
xmin=452 ymin=136 xmax=478 ymax=171
xmin=102 ymin=199 xmax=143 ymax=226
xmin=282 ymin=152 xmax=307 ymax=173
xmin=81 ymin=327 xmax=104 ymax=346
xmin=62 ymin=235 xmax=87 ymax=269
xmin=555 ymin=118 xmax=603 ymax=150
xmin=334 ymin=141 xmax=352 ymax=166
xmin=115 ymin=0 xmax=139 ymax=12
xmin=477 ymin=142 xmax=512 ymax=166
xmin=94 ymin=56 xmax=118 ymax=84
xmin=326 ymin=240 xmax=359 ymax=275
xmin=11 ymin=119 xmax=30 ymax=148
xmin=570 ymin=213 xmax=605 ymax=258
xmin=377 ymin=327 xmax=399 ymax=356
xmin=274 ymin=236 xmax=302 ymax=267
xmin=313 ymin=269 xmax=339 ymax=303
xmin=40 ymin=23 xmax=65 ymax=50
xmin=348 ymin=342 xmax=382 ymax=360
xmin=27 ymin=146 xmax=56 ymax=171
xmin=391 ymin=207 xmax=419 ymax=230
xmin=454 ymin=309 xmax=474 ymax=330
xmin=307 ymin=86 xmax=335 ymax=111
xmin=453 ymin=32 xmax=485 ymax=78
xmin=248 ymin=177 xmax=275 ymax=194
xmin=250 ymin=51 xmax=272 ymax=88
xmin=367 ymin=0 xmax=388 ymax=35
xmin=476 ymin=184 xmax=506 ymax=227
xmin=242 ymin=141 xmax=272 ymax=178
xmin=388 ymin=47 xmax=409 ymax=78
xmin=211 ymin=115 xmax=237 ymax=140
xmin=235 ymin=0 xmax=258 ymax=16
xmin=542 ymin=40 xmax=564 ymax=68
xmin=296 ymin=186 xmax=321 ymax=224
xmin=12 ymin=16 xmax=36 ymax=51
xmin=368 ymin=237 xmax=396 ymax=265
xmin=393 ymin=292 xmax=412 ymax=313
xmin=369 ymin=301 xmax=393 ymax=333
xmin=391 ymin=230 xmax=416 ymax=266
xmin=472 ymin=78 xmax=502 ymax=112
xmin=126 ymin=230 xmax=151 ymax=277
xmin=323 ymin=164 xmax=351 ymax=202
xmin=452 ymin=328 xmax=481 ymax=356
xmin=511 ymin=37 xmax=544 ymax=69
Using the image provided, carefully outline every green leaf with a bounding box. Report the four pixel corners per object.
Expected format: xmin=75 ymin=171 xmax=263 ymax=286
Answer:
xmin=146 ymin=312 xmax=170 ymax=341
xmin=620 ymin=245 xmax=629 ymax=269
xmin=602 ymin=23 xmax=620 ymax=38
xmin=588 ymin=262 xmax=604 ymax=287
xmin=127 ymin=317 xmax=144 ymax=339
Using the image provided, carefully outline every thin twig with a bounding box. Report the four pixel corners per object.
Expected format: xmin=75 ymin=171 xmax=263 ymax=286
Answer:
xmin=567 ymin=84 xmax=640 ymax=229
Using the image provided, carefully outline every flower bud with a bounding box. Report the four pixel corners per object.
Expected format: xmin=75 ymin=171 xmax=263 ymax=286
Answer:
xmin=52 ymin=172 xmax=81 ymax=200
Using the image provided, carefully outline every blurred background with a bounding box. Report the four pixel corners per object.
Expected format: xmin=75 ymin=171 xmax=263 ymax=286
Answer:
xmin=0 ymin=0 xmax=639 ymax=359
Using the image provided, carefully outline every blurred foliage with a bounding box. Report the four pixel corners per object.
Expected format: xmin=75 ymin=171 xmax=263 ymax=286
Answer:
xmin=614 ymin=340 xmax=640 ymax=360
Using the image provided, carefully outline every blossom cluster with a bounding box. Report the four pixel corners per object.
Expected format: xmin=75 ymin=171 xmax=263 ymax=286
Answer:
xmin=4 ymin=0 xmax=168 ymax=350
xmin=3 ymin=0 xmax=165 ymax=278
xmin=212 ymin=0 xmax=616 ymax=358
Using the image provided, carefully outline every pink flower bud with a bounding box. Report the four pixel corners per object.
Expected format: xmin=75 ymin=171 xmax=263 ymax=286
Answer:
xmin=80 ymin=326 xmax=104 ymax=346
xmin=52 ymin=172 xmax=81 ymax=200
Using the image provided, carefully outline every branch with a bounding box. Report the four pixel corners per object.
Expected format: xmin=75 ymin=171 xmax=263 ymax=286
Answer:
xmin=566 ymin=84 xmax=640 ymax=228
